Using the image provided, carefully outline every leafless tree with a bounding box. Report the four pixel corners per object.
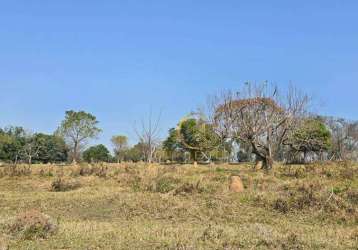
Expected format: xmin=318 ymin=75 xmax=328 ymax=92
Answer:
xmin=211 ymin=82 xmax=309 ymax=170
xmin=324 ymin=117 xmax=358 ymax=161
xmin=22 ymin=132 xmax=41 ymax=165
xmin=134 ymin=110 xmax=162 ymax=163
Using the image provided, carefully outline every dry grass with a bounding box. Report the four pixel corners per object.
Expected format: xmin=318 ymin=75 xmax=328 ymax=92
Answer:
xmin=0 ymin=161 xmax=357 ymax=249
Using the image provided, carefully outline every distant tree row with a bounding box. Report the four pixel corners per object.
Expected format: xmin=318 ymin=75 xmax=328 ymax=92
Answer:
xmin=162 ymin=83 xmax=357 ymax=168
xmin=0 ymin=127 xmax=67 ymax=164
xmin=1 ymin=83 xmax=357 ymax=166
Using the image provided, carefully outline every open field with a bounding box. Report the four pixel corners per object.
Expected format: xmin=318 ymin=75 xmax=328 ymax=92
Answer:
xmin=0 ymin=162 xmax=357 ymax=249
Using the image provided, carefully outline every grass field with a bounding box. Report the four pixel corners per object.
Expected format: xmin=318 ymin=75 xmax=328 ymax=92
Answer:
xmin=0 ymin=162 xmax=357 ymax=249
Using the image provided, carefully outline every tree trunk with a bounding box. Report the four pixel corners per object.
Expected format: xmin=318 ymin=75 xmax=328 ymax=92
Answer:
xmin=262 ymin=155 xmax=273 ymax=170
xmin=303 ymin=151 xmax=307 ymax=164
xmin=72 ymin=142 xmax=78 ymax=164
xmin=252 ymin=142 xmax=273 ymax=170
xmin=190 ymin=151 xmax=196 ymax=162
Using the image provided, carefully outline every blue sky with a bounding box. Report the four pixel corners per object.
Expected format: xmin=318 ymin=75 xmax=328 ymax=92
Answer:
xmin=0 ymin=1 xmax=357 ymax=148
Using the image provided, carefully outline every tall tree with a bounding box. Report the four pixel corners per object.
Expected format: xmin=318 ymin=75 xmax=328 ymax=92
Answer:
xmin=111 ymin=135 xmax=128 ymax=163
xmin=134 ymin=110 xmax=161 ymax=163
xmin=212 ymin=83 xmax=309 ymax=170
xmin=56 ymin=111 xmax=101 ymax=163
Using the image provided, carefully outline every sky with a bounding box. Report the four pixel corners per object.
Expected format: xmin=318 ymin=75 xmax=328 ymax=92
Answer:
xmin=0 ymin=1 xmax=357 ymax=148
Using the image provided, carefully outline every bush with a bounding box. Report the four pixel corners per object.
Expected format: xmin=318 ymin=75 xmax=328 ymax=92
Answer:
xmin=39 ymin=168 xmax=54 ymax=177
xmin=147 ymin=176 xmax=180 ymax=193
xmin=273 ymin=198 xmax=289 ymax=213
xmin=281 ymin=233 xmax=304 ymax=250
xmin=50 ymin=178 xmax=80 ymax=192
xmin=174 ymin=181 xmax=203 ymax=195
xmin=272 ymin=183 xmax=319 ymax=213
xmin=6 ymin=210 xmax=57 ymax=240
xmin=71 ymin=164 xmax=109 ymax=178
xmin=347 ymin=190 xmax=358 ymax=205
xmin=339 ymin=161 xmax=356 ymax=180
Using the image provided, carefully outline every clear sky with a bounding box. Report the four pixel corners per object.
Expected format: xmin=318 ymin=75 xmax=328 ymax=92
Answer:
xmin=0 ymin=1 xmax=357 ymax=148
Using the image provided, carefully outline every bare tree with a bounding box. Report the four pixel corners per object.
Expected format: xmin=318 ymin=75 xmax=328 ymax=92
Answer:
xmin=211 ymin=82 xmax=309 ymax=170
xmin=134 ymin=110 xmax=162 ymax=163
xmin=324 ymin=117 xmax=358 ymax=161
xmin=22 ymin=132 xmax=41 ymax=165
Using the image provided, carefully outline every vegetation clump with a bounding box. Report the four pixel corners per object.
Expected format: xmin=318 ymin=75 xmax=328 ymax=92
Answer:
xmin=6 ymin=210 xmax=57 ymax=240
xmin=50 ymin=177 xmax=80 ymax=192
xmin=271 ymin=181 xmax=358 ymax=223
xmin=146 ymin=176 xmax=179 ymax=193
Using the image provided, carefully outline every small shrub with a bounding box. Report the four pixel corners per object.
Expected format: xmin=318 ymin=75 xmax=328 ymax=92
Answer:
xmin=273 ymin=198 xmax=289 ymax=213
xmin=295 ymin=184 xmax=317 ymax=209
xmin=94 ymin=166 xmax=109 ymax=178
xmin=75 ymin=164 xmax=109 ymax=178
xmin=6 ymin=210 xmax=57 ymax=240
xmin=211 ymin=175 xmax=227 ymax=183
xmin=281 ymin=233 xmax=304 ymax=250
xmin=198 ymin=224 xmax=225 ymax=242
xmin=79 ymin=164 xmax=94 ymax=176
xmin=347 ymin=190 xmax=358 ymax=205
xmin=332 ymin=186 xmax=349 ymax=195
xmin=50 ymin=178 xmax=80 ymax=192
xmin=129 ymin=175 xmax=142 ymax=192
xmin=147 ymin=176 xmax=180 ymax=193
xmin=174 ymin=181 xmax=203 ymax=195
xmin=321 ymin=168 xmax=333 ymax=178
xmin=55 ymin=167 xmax=65 ymax=177
xmin=339 ymin=162 xmax=356 ymax=180
xmin=272 ymin=183 xmax=319 ymax=213
xmin=39 ymin=168 xmax=54 ymax=177
xmin=281 ymin=166 xmax=306 ymax=178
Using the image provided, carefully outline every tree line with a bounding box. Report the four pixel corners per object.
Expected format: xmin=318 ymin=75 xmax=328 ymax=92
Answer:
xmin=1 ymin=83 xmax=357 ymax=167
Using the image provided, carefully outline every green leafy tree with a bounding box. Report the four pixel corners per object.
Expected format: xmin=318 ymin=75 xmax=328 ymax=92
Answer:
xmin=123 ymin=142 xmax=146 ymax=162
xmin=179 ymin=117 xmax=220 ymax=161
xmin=33 ymin=133 xmax=68 ymax=163
xmin=162 ymin=128 xmax=180 ymax=161
xmin=83 ymin=144 xmax=111 ymax=163
xmin=0 ymin=131 xmax=13 ymax=161
xmin=1 ymin=129 xmax=68 ymax=164
xmin=163 ymin=114 xmax=220 ymax=162
xmin=111 ymin=135 xmax=128 ymax=163
xmin=0 ymin=127 xmax=26 ymax=163
xmin=286 ymin=118 xmax=332 ymax=162
xmin=56 ymin=111 xmax=101 ymax=163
